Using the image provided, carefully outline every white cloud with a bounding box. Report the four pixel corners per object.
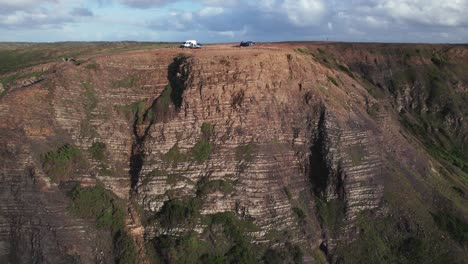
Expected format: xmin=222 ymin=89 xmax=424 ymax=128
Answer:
xmin=198 ymin=7 xmax=224 ymax=17
xmin=281 ymin=0 xmax=327 ymax=26
xmin=117 ymin=0 xmax=171 ymax=8
xmin=379 ymin=0 xmax=468 ymax=27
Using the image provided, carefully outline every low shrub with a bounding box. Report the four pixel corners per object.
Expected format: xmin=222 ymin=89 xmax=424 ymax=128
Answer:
xmin=327 ymin=75 xmax=339 ymax=86
xmin=158 ymin=198 xmax=201 ymax=227
xmin=192 ymin=139 xmax=213 ymax=162
xmin=41 ymin=144 xmax=83 ymax=182
xmin=163 ymin=144 xmax=188 ymax=166
xmin=316 ymin=198 xmax=345 ymax=236
xmin=69 ymin=185 xmax=125 ymax=231
xmin=88 ymin=141 xmax=106 ymax=161
xmin=69 ymin=185 xmax=137 ymax=264
xmin=201 ymin=122 xmax=215 ymax=139
xmin=431 ymin=211 xmax=468 ymax=245
xmin=196 ymin=178 xmax=234 ymax=196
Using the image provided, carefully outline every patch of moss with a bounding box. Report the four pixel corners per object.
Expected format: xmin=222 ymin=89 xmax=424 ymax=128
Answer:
xmin=41 ymin=144 xmax=83 ymax=182
xmin=263 ymin=244 xmax=303 ymax=264
xmin=337 ymin=64 xmax=354 ymax=78
xmin=348 ymin=144 xmax=366 ymax=166
xmin=335 ymin=211 xmax=464 ymax=264
xmin=204 ymin=212 xmax=259 ymax=264
xmin=112 ymin=75 xmax=138 ymax=88
xmin=196 ymin=178 xmax=234 ymax=196
xmin=431 ymin=211 xmax=468 ymax=246
xmin=163 ymin=144 xmax=188 ymax=166
xmin=82 ymin=81 xmax=98 ymax=112
xmin=118 ymin=100 xmax=146 ymax=123
xmin=70 ymin=185 xmax=125 ymax=230
xmin=431 ymin=53 xmax=448 ymax=67
xmin=315 ymin=198 xmax=345 ymax=236
xmin=1 ymin=70 xmax=47 ymax=87
xmin=292 ymin=207 xmax=306 ymax=222
xmin=295 ymin=48 xmax=309 ymax=55
xmin=157 ymin=198 xmax=201 ymax=227
xmin=88 ymin=141 xmax=106 ymax=161
xmin=166 ymin=173 xmax=186 ymax=185
xmin=192 ymin=139 xmax=213 ymax=162
xmin=201 ymin=122 xmax=215 ymax=139
xmin=327 ymin=75 xmax=339 ymax=86
xmin=84 ymin=62 xmax=98 ymax=70
xmin=148 ymin=83 xmax=173 ymax=122
xmin=312 ymin=249 xmax=327 ymax=264
xmin=69 ymin=185 xmax=137 ymax=264
xmin=152 ymin=232 xmax=207 ymax=264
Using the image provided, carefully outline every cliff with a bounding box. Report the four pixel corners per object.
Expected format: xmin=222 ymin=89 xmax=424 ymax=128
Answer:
xmin=0 ymin=42 xmax=466 ymax=263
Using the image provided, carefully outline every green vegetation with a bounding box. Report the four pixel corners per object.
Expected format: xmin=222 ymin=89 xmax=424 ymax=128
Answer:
xmin=335 ymin=211 xmax=464 ymax=264
xmin=88 ymin=141 xmax=106 ymax=161
xmin=312 ymin=249 xmax=327 ymax=264
xmin=1 ymin=70 xmax=47 ymax=88
xmin=337 ymin=64 xmax=354 ymax=78
xmin=327 ymin=75 xmax=339 ymax=86
xmin=201 ymin=122 xmax=215 ymax=139
xmin=70 ymin=185 xmax=125 ymax=230
xmin=235 ymin=143 xmax=257 ymax=162
xmin=188 ymin=122 xmax=215 ymax=163
xmin=112 ymin=75 xmax=138 ymax=88
xmin=400 ymin=116 xmax=468 ymax=174
xmin=41 ymin=144 xmax=83 ymax=182
xmin=80 ymin=81 xmax=99 ymax=138
xmin=149 ymin=176 xmax=264 ymax=264
xmin=294 ymin=48 xmax=310 ymax=55
xmin=148 ymin=84 xmax=173 ymax=122
xmin=163 ymin=144 xmax=188 ymax=166
xmin=316 ymin=198 xmax=345 ymax=236
xmin=157 ymin=198 xmax=201 ymax=227
xmin=263 ymin=244 xmax=303 ymax=264
xmin=114 ymin=231 xmax=139 ymax=264
xmin=84 ymin=62 xmax=98 ymax=70
xmin=119 ymin=100 xmax=146 ymax=123
xmin=431 ymin=211 xmax=468 ymax=246
xmin=196 ymin=178 xmax=235 ymax=196
xmin=204 ymin=212 xmax=259 ymax=264
xmin=0 ymin=42 xmax=177 ymax=75
xmin=348 ymin=145 xmax=366 ymax=166
xmin=431 ymin=53 xmax=448 ymax=67
xmin=152 ymin=232 xmax=207 ymax=264
xmin=70 ymin=185 xmax=137 ymax=264
xmin=166 ymin=173 xmax=186 ymax=185
xmin=292 ymin=207 xmax=306 ymax=222
xmin=192 ymin=138 xmax=213 ymax=162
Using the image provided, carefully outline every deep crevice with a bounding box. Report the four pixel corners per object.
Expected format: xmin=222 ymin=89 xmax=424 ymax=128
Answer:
xmin=308 ymin=108 xmax=331 ymax=198
xmin=129 ymin=55 xmax=190 ymax=193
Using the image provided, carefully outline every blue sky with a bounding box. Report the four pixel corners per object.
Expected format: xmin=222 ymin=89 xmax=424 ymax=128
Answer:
xmin=0 ymin=0 xmax=467 ymax=43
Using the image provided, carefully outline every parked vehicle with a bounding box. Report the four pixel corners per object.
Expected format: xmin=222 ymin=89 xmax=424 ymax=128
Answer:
xmin=180 ymin=40 xmax=201 ymax=49
xmin=240 ymin=41 xmax=255 ymax=47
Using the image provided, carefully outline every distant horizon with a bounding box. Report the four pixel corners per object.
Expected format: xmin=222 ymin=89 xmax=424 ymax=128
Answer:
xmin=1 ymin=1 xmax=467 ymax=43
xmin=1 ymin=40 xmax=467 ymax=45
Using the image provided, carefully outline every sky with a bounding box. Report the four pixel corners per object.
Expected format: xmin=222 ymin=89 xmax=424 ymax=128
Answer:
xmin=0 ymin=0 xmax=467 ymax=43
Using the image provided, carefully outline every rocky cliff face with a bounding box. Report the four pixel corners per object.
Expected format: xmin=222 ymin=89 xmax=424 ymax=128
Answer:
xmin=0 ymin=43 xmax=466 ymax=263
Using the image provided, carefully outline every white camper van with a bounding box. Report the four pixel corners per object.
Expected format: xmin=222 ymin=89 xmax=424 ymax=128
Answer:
xmin=180 ymin=40 xmax=201 ymax=49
